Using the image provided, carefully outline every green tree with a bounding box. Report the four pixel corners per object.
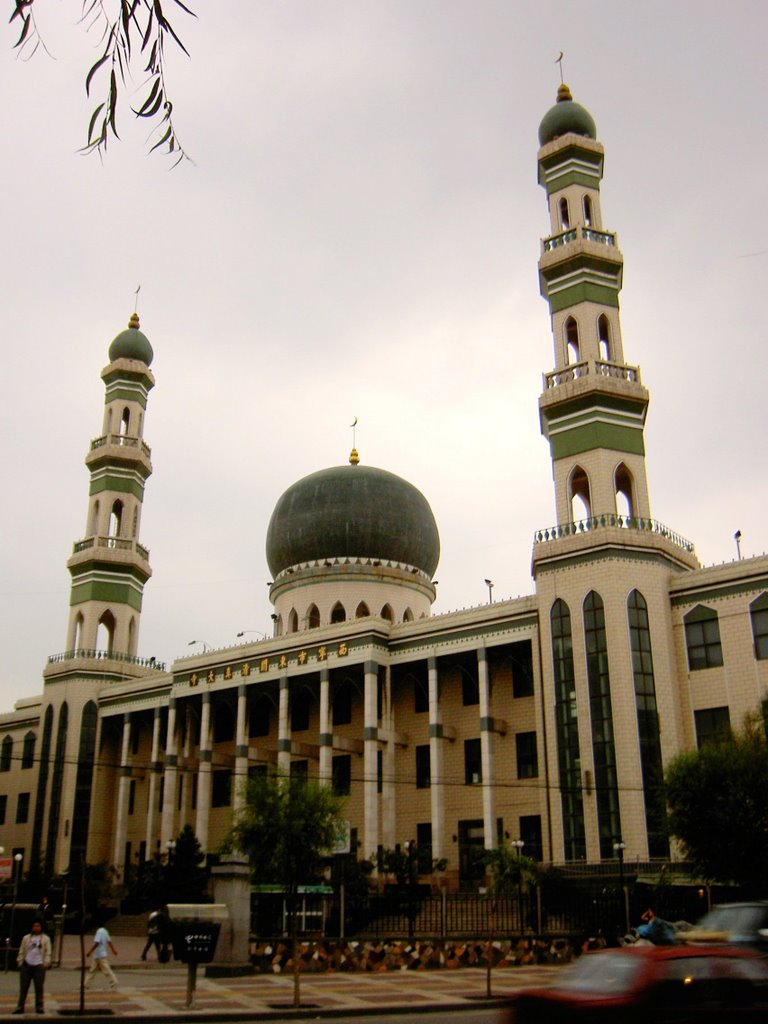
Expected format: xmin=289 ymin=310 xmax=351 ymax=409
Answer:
xmin=222 ymin=772 xmax=346 ymax=1007
xmin=9 ymin=0 xmax=195 ymax=162
xmin=665 ymin=723 xmax=768 ymax=890
xmin=482 ymin=843 xmax=541 ymax=996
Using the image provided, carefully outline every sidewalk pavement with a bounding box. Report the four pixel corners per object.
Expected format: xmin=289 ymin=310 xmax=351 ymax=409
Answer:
xmin=0 ymin=934 xmax=560 ymax=1019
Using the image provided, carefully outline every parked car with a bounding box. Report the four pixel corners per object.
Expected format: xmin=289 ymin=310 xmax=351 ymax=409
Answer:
xmin=683 ymin=902 xmax=768 ymax=948
xmin=507 ymin=945 xmax=768 ymax=1022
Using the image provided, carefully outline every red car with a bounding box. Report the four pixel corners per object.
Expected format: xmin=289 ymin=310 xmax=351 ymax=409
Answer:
xmin=508 ymin=945 xmax=768 ymax=1023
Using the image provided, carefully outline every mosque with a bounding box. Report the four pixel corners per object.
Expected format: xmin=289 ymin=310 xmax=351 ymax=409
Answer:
xmin=2 ymin=85 xmax=767 ymax=891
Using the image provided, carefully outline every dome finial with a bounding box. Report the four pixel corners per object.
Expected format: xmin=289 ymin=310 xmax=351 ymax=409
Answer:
xmin=128 ymin=312 xmax=141 ymax=330
xmin=557 ymin=82 xmax=573 ymax=103
xmin=349 ymin=415 xmax=359 ymax=465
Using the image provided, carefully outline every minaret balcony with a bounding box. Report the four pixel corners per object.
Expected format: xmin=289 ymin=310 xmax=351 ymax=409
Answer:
xmin=543 ymin=358 xmax=641 ymax=391
xmin=67 ymin=535 xmax=152 ymax=578
xmin=532 ymin=513 xmax=699 ymax=574
xmin=541 ymin=225 xmax=617 ymax=255
xmin=86 ymin=433 xmax=152 ymax=475
xmin=44 ymin=648 xmax=165 ymax=681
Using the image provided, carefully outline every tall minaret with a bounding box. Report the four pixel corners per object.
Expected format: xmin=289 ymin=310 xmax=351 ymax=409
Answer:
xmin=64 ymin=313 xmax=155 ymax=658
xmin=536 ymin=84 xmax=651 ymax=527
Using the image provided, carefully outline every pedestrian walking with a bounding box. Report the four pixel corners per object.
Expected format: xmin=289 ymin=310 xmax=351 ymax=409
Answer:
xmin=140 ymin=906 xmax=165 ymax=961
xmin=84 ymin=923 xmax=118 ymax=989
xmin=13 ymin=919 xmax=52 ymax=1014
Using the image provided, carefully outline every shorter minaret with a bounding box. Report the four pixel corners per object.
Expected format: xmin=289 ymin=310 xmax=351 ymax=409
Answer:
xmin=63 ymin=314 xmax=155 ymax=660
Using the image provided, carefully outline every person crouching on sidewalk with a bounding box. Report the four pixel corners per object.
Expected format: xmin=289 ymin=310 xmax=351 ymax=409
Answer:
xmin=14 ymin=919 xmax=52 ymax=1014
xmin=84 ymin=923 xmax=118 ymax=989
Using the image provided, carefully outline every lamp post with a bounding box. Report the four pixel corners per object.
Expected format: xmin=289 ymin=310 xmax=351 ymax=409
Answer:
xmin=484 ymin=579 xmax=494 ymax=603
xmin=511 ymin=839 xmax=525 ymax=932
xmin=5 ymin=852 xmax=23 ymax=973
xmin=187 ymin=640 xmax=210 ymax=653
xmin=613 ymin=841 xmax=628 ymax=934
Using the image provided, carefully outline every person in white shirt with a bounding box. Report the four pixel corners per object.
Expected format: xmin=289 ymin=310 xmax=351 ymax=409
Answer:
xmin=14 ymin=919 xmax=52 ymax=1014
xmin=84 ymin=923 xmax=118 ymax=989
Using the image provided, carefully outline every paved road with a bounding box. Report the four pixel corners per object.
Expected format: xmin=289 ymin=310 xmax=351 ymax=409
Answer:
xmin=0 ymin=934 xmax=557 ymax=1019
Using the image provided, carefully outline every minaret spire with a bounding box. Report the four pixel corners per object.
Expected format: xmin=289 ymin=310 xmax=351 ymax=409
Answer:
xmin=62 ymin=314 xmax=155 ymax=663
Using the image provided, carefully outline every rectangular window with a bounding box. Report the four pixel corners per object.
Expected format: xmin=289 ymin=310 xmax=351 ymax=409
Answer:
xmin=128 ymin=778 xmax=136 ymax=815
xmin=377 ymin=748 xmax=383 ymax=794
xmin=0 ymin=795 xmax=6 ymax=825
xmin=16 ymin=792 xmax=30 ymax=825
xmin=21 ymin=734 xmax=35 ymax=769
xmin=464 ymin=738 xmax=482 ymax=785
xmin=694 ymin=706 xmax=731 ymax=748
xmin=290 ymin=759 xmax=308 ymax=782
xmin=332 ymin=754 xmax=351 ymax=796
xmin=416 ymin=822 xmax=433 ymax=874
xmin=752 ymin=603 xmax=768 ymax=661
xmin=332 ymin=681 xmax=352 ymax=726
xmin=249 ymin=700 xmax=270 ymax=737
xmin=178 ymin=776 xmax=184 ymax=810
xmin=462 ymin=671 xmax=479 ymax=706
xmin=414 ymin=671 xmax=429 ymax=714
xmin=515 ymin=731 xmax=539 ymax=779
xmin=191 ymin=773 xmax=197 ymax=810
xmin=158 ymin=775 xmax=165 ymax=812
xmin=511 ymin=640 xmax=534 ymax=698
xmin=685 ymin=612 xmax=724 ymax=670
xmin=520 ymin=815 xmax=543 ymax=861
xmin=248 ymin=763 xmax=268 ymax=782
xmin=415 ymin=744 xmax=431 ymax=789
xmin=291 ymin=693 xmax=310 ymax=732
xmin=211 ymin=769 xmax=232 ymax=807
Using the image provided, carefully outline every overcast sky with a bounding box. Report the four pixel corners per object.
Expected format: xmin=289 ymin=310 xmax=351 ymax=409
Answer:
xmin=1 ymin=1 xmax=766 ymax=712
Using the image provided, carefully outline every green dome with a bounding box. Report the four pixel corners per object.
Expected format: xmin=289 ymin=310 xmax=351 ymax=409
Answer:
xmin=266 ymin=463 xmax=440 ymax=578
xmin=538 ymin=84 xmax=596 ymax=146
xmin=108 ymin=313 xmax=154 ymax=365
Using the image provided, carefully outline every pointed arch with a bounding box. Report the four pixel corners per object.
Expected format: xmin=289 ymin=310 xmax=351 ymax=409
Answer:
xmin=275 ymin=614 xmax=283 ymax=637
xmin=69 ymin=701 xmax=97 ymax=870
xmin=583 ymin=194 xmax=593 ymax=226
xmin=403 ymin=607 xmax=414 ymax=623
xmin=355 ymin=601 xmax=370 ymax=619
xmin=90 ymin=500 xmax=100 ymax=537
xmin=614 ymin=462 xmax=635 ymax=519
xmin=71 ymin=611 xmax=85 ymax=653
xmin=288 ymin=609 xmax=299 ymax=634
xmin=96 ymin=610 xmax=116 ymax=654
xmin=598 ymin=314 xmax=611 ymax=361
xmin=750 ymin=593 xmax=768 ymax=660
xmin=307 ymin=604 xmax=320 ymax=629
xmin=380 ymin=603 xmax=394 ymax=622
xmin=120 ymin=407 xmax=130 ymax=436
xmin=105 ymin=408 xmax=113 ymax=435
xmin=559 ymin=197 xmax=570 ymax=230
xmin=568 ymin=464 xmax=591 ymax=520
xmin=330 ymin=602 xmax=346 ymax=624
xmin=21 ymin=730 xmax=36 ymax=769
xmin=109 ymin=499 xmax=124 ymax=538
xmin=0 ymin=735 xmax=12 ymax=772
xmin=564 ymin=317 xmax=580 ymax=364
xmin=127 ymin=616 xmax=137 ymax=656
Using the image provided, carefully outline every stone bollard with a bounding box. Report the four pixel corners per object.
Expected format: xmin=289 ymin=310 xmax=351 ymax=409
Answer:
xmin=210 ymin=855 xmax=252 ymax=972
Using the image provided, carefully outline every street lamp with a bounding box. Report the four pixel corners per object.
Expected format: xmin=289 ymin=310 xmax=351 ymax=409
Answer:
xmin=236 ymin=630 xmax=268 ymax=640
xmin=5 ymin=852 xmax=23 ymax=973
xmin=187 ymin=640 xmax=210 ymax=652
xmin=514 ymin=839 xmax=528 ymax=937
xmin=484 ymin=579 xmax=494 ymax=603
xmin=613 ymin=841 xmax=628 ymax=934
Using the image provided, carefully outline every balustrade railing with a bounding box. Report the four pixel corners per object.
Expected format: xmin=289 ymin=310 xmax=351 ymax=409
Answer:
xmin=71 ymin=536 xmax=151 ymax=560
xmin=542 ymin=224 xmax=616 ymax=253
xmin=47 ymin=648 xmax=165 ymax=670
xmin=543 ymin=358 xmax=640 ymax=390
xmin=534 ymin=514 xmax=695 ymax=554
xmin=89 ymin=434 xmax=152 ymax=458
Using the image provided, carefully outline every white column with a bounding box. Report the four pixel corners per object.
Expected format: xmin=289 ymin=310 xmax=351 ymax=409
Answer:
xmin=428 ymin=656 xmax=445 ymax=863
xmin=277 ymin=676 xmax=291 ymax=775
xmin=145 ymin=708 xmax=162 ymax=853
xmin=478 ymin=646 xmax=497 ymax=850
xmin=234 ymin=685 xmax=249 ymax=812
xmin=112 ymin=714 xmax=132 ymax=873
xmin=381 ymin=666 xmax=396 ymax=850
xmin=195 ymin=692 xmax=212 ymax=850
xmin=318 ymin=668 xmax=332 ymax=785
xmin=160 ymin=698 xmax=178 ymax=848
xmin=363 ymin=660 xmax=379 ymax=861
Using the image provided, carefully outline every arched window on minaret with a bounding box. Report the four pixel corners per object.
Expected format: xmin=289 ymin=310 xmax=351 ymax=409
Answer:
xmin=109 ymin=499 xmax=123 ymax=539
xmin=96 ymin=610 xmax=116 ymax=654
xmin=120 ymin=407 xmax=130 ymax=436
xmin=275 ymin=614 xmax=283 ymax=637
xmin=565 ymin=317 xmax=580 ymax=364
xmin=138 ymin=412 xmax=143 ymax=437
xmin=569 ymin=465 xmax=591 ymax=520
xmin=583 ymin=195 xmax=593 ymax=226
xmin=330 ymin=602 xmax=346 ymax=624
xmin=105 ymin=408 xmax=112 ymax=435
xmin=403 ymin=607 xmax=414 ymax=622
xmin=307 ymin=604 xmax=320 ymax=629
xmin=381 ymin=604 xmax=394 ymax=622
xmin=615 ymin=463 xmax=635 ymax=520
xmin=355 ymin=602 xmax=370 ymax=619
xmin=127 ymin=616 xmax=136 ymax=656
xmin=90 ymin=500 xmax=100 ymax=537
xmin=598 ymin=314 xmax=611 ymax=362
xmin=288 ymin=609 xmax=299 ymax=633
xmin=72 ymin=611 xmax=85 ymax=653
xmin=559 ymin=197 xmax=570 ymax=230
xmin=132 ymin=507 xmax=138 ymax=538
